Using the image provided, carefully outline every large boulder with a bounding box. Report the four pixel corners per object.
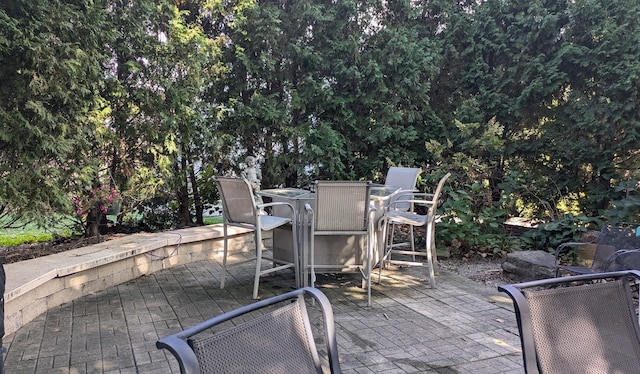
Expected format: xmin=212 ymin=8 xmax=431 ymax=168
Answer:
xmin=502 ymin=250 xmax=556 ymax=280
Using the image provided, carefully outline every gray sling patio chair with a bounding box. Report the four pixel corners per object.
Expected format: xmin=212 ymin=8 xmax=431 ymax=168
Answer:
xmin=215 ymin=176 xmax=299 ymax=299
xmin=379 ymin=172 xmax=451 ymax=288
xmin=304 ymin=181 xmax=375 ymax=306
xmin=554 ymin=222 xmax=640 ymax=277
xmin=156 ymin=287 xmax=342 ymax=374
xmin=382 ymin=167 xmax=421 ymax=245
xmin=499 ymin=270 xmax=640 ymax=374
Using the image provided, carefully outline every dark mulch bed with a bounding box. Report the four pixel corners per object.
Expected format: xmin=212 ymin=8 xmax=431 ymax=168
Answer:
xmin=0 ymin=225 xmax=148 ymax=264
xmin=0 ymin=235 xmax=121 ymax=264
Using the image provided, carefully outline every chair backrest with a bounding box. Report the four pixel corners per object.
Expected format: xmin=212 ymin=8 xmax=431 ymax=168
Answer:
xmin=499 ymin=271 xmax=640 ymax=374
xmin=592 ymin=223 xmax=640 ymax=271
xmin=427 ymin=172 xmax=451 ymax=215
xmin=313 ymin=181 xmax=371 ymax=232
xmin=385 ymin=167 xmax=421 ymax=190
xmin=385 ymin=167 xmax=421 ymax=212
xmin=156 ymin=287 xmax=341 ymax=374
xmin=215 ymin=177 xmax=257 ymax=226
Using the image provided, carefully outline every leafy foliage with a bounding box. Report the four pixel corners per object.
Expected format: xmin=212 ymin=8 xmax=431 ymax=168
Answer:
xmin=2 ymin=0 xmax=640 ymax=251
xmin=0 ymin=0 xmax=111 ymax=222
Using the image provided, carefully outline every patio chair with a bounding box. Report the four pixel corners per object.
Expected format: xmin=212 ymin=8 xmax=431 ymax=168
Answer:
xmin=215 ymin=176 xmax=299 ymax=299
xmin=156 ymin=287 xmax=342 ymax=374
xmin=382 ymin=166 xmax=421 ymax=243
xmin=554 ymin=222 xmax=640 ymax=277
xmin=304 ymin=181 xmax=375 ymax=306
xmin=498 ymin=270 xmax=640 ymax=374
xmin=379 ymin=172 xmax=451 ymax=287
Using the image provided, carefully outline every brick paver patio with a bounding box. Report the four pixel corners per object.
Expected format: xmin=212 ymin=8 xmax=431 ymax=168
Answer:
xmin=3 ymin=252 xmax=524 ymax=373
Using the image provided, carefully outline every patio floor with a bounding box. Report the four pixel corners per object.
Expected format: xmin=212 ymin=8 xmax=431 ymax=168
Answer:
xmin=3 ymin=251 xmax=524 ymax=373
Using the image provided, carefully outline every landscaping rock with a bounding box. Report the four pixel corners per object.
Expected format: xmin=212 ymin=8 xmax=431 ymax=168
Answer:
xmin=502 ymin=250 xmax=556 ymax=280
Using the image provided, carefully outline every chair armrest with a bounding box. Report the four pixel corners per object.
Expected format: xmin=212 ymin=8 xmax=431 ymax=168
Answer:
xmin=156 ymin=336 xmax=200 ymax=374
xmin=388 ymin=192 xmax=436 ymax=210
xmin=392 ymin=189 xmax=418 ymax=198
xmin=604 ymin=248 xmax=640 ymax=271
xmin=257 ymin=201 xmax=294 ymax=210
xmin=303 ymin=203 xmax=313 ymax=223
xmin=257 ymin=201 xmax=295 ymax=215
xmin=554 ymin=241 xmax=597 ymax=276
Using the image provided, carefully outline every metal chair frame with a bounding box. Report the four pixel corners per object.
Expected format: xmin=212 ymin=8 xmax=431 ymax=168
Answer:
xmin=380 ymin=172 xmax=451 ymax=288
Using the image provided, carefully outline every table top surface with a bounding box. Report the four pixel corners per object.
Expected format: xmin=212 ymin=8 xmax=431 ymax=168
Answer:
xmin=256 ymin=188 xmax=311 ymax=199
xmin=258 ymin=185 xmax=401 ymax=201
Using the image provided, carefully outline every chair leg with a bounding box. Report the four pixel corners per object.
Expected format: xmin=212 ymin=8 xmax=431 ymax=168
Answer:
xmin=410 ymin=224 xmax=416 ymax=262
xmin=291 ymin=221 xmax=300 ymax=288
xmin=425 ymin=223 xmax=436 ymax=288
xmin=220 ymin=225 xmax=229 ymax=289
xmin=388 ymin=222 xmax=398 ymax=261
xmin=379 ymin=221 xmax=393 ymax=284
xmin=364 ymin=229 xmax=372 ymax=307
xmin=427 ymin=220 xmax=439 ymax=275
xmin=253 ymin=229 xmax=263 ymax=299
xmin=310 ymin=231 xmax=316 ymax=289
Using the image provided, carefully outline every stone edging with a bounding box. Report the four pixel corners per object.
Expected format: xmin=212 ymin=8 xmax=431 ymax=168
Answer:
xmin=3 ymin=224 xmax=253 ymax=336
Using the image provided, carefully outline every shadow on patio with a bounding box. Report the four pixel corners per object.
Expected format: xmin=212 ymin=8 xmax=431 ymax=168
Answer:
xmin=4 ymin=251 xmax=524 ymax=373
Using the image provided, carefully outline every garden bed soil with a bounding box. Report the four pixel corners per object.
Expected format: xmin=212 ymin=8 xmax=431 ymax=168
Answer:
xmin=0 ymin=234 xmax=122 ymax=264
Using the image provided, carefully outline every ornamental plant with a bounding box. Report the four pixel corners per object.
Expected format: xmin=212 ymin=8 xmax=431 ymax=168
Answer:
xmin=72 ymin=185 xmax=120 ymax=217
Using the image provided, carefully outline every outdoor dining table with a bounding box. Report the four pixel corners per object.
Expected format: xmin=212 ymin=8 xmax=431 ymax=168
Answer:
xmin=257 ymin=184 xmax=401 ymax=286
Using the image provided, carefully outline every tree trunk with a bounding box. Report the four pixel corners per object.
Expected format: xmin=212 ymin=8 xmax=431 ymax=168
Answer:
xmin=85 ymin=207 xmax=101 ymax=237
xmin=190 ymin=164 xmax=204 ymax=225
xmin=177 ymin=157 xmax=192 ymax=226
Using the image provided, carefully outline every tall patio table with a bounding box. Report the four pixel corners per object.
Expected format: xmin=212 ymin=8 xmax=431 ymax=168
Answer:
xmin=257 ymin=185 xmax=400 ymax=286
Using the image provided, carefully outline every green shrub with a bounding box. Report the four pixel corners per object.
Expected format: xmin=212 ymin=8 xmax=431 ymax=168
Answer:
xmin=438 ymin=183 xmax=512 ymax=255
xmin=520 ymin=214 xmax=603 ymax=253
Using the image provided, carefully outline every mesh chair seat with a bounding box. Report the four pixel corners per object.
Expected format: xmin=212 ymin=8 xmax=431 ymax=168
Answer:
xmin=385 ymin=210 xmax=428 ymax=226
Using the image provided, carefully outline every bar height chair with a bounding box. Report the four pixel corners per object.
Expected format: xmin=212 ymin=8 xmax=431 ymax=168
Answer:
xmin=215 ymin=176 xmax=300 ymax=299
xmin=379 ymin=172 xmax=451 ymax=288
xmin=381 ymin=166 xmax=422 ymax=255
xmin=305 ymin=181 xmax=375 ymax=306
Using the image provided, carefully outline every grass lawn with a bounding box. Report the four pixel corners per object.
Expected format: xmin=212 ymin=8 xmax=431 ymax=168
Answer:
xmin=0 ymin=225 xmax=73 ymax=247
xmin=203 ymin=216 xmax=223 ymax=225
xmin=0 ymin=216 xmax=223 ymax=247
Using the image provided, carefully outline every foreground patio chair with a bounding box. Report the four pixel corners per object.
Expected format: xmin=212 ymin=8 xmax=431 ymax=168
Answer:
xmin=380 ymin=172 xmax=451 ymax=287
xmin=305 ymin=180 xmax=375 ymax=306
xmin=156 ymin=287 xmax=342 ymax=374
xmin=499 ymin=270 xmax=640 ymax=374
xmin=554 ymin=222 xmax=640 ymax=277
xmin=215 ymin=176 xmax=299 ymax=299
